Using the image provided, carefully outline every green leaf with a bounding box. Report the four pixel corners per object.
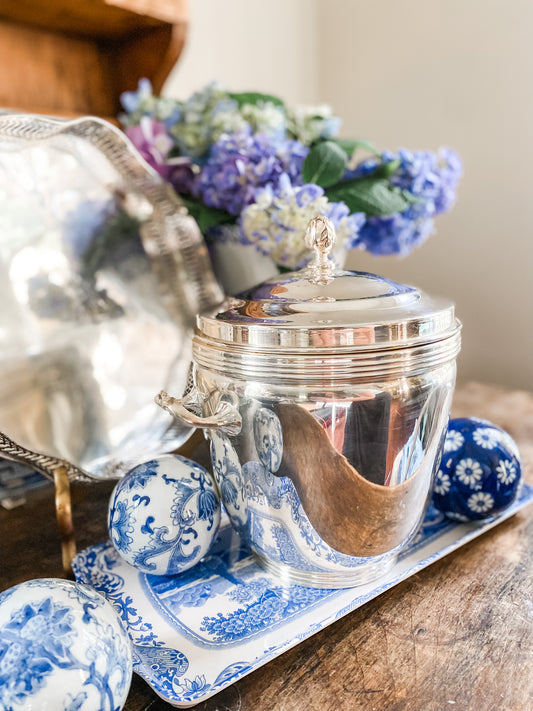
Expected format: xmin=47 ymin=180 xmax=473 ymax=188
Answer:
xmin=230 ymin=91 xmax=285 ymax=109
xmin=373 ymin=158 xmax=401 ymax=179
xmin=180 ymin=195 xmax=235 ymax=233
xmin=325 ymin=177 xmax=412 ymax=217
xmin=333 ymin=138 xmax=379 ymax=157
xmin=401 ymin=189 xmax=420 ymax=205
xmin=302 ymin=140 xmax=347 ymax=188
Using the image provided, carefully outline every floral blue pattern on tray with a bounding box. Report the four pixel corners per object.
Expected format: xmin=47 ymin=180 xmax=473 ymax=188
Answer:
xmin=73 ymin=483 xmax=533 ymax=708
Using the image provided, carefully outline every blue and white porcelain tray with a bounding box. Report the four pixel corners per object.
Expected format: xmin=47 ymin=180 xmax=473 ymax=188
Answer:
xmin=73 ymin=484 xmax=533 ymax=708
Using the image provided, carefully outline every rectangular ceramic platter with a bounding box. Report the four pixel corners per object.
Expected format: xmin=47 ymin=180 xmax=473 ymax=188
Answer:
xmin=73 ymin=483 xmax=533 ymax=708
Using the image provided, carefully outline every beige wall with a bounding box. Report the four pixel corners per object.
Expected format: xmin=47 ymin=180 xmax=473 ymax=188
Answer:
xmin=165 ymin=0 xmax=533 ymax=390
xmin=318 ymin=0 xmax=533 ymax=390
xmin=164 ymin=0 xmax=319 ymax=105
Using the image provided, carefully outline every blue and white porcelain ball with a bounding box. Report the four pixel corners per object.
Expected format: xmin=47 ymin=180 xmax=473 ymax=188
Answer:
xmin=108 ymin=454 xmax=221 ymax=575
xmin=433 ymin=417 xmax=522 ymax=521
xmin=0 ymin=578 xmax=132 ymax=711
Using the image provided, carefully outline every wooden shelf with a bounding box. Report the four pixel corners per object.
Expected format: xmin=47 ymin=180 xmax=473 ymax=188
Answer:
xmin=0 ymin=0 xmax=188 ymax=119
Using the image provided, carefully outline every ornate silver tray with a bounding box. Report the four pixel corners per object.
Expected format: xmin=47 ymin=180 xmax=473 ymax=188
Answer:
xmin=0 ymin=114 xmax=223 ymax=480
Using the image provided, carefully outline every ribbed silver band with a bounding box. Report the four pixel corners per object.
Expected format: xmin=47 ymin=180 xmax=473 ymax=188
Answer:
xmin=193 ymin=328 xmax=461 ymax=384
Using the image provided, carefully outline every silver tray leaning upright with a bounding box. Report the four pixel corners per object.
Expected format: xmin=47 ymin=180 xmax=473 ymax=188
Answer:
xmin=0 ymin=114 xmax=223 ymax=482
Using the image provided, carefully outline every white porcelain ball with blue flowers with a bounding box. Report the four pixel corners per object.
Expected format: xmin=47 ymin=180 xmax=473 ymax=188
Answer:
xmin=0 ymin=578 xmax=132 ymax=710
xmin=433 ymin=417 xmax=522 ymax=521
xmin=108 ymin=454 xmax=221 ymax=575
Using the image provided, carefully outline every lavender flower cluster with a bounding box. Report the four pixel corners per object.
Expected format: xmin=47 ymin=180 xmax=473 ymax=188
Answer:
xmin=120 ymin=81 xmax=462 ymax=268
xmin=197 ymin=127 xmax=308 ymax=216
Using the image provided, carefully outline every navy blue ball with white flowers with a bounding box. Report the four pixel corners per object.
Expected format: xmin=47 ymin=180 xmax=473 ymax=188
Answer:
xmin=433 ymin=417 xmax=522 ymax=521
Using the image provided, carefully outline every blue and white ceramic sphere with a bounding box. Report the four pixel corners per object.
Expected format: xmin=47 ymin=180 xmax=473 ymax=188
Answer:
xmin=0 ymin=578 xmax=132 ymax=711
xmin=433 ymin=417 xmax=522 ymax=521
xmin=108 ymin=454 xmax=221 ymax=575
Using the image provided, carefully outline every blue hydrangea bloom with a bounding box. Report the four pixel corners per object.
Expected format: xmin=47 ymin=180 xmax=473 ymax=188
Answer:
xmin=196 ymin=128 xmax=308 ymax=215
xmin=347 ymin=147 xmax=462 ymax=256
xmin=163 ymin=106 xmax=182 ymax=130
xmin=386 ymin=148 xmax=461 ymax=216
xmin=358 ymin=204 xmax=435 ymax=257
xmin=121 ymin=78 xmax=153 ymax=113
xmin=120 ymin=78 xmax=182 ymax=129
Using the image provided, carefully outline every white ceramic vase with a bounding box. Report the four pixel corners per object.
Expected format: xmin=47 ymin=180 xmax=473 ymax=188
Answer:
xmin=208 ymin=226 xmax=279 ymax=296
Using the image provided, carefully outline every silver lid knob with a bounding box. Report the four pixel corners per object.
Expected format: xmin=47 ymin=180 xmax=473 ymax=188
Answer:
xmin=305 ymin=215 xmax=336 ymax=284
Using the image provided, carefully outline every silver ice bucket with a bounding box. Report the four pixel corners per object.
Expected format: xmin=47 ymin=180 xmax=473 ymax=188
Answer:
xmin=159 ymin=216 xmax=462 ymax=588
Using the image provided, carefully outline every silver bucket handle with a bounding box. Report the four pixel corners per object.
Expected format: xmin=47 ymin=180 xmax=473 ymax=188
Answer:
xmin=155 ymin=389 xmax=242 ymax=437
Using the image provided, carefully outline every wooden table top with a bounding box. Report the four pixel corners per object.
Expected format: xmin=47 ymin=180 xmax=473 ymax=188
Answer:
xmin=1 ymin=381 xmax=532 ymax=711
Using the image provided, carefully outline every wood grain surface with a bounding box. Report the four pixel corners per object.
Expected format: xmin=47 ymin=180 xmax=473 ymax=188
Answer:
xmin=0 ymin=0 xmax=188 ymax=119
xmin=1 ymin=382 xmax=532 ymax=711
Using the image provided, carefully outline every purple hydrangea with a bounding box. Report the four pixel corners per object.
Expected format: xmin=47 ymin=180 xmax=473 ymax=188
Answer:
xmin=125 ymin=117 xmax=195 ymax=193
xmin=125 ymin=117 xmax=172 ymax=169
xmin=196 ymin=127 xmax=308 ymax=215
xmin=348 ymin=147 xmax=462 ymax=256
xmin=119 ymin=81 xmax=462 ymax=263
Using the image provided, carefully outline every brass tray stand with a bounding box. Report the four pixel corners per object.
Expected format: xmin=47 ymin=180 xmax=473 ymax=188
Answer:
xmin=0 ymin=431 xmax=92 ymax=576
xmin=0 ymin=429 xmax=207 ymax=576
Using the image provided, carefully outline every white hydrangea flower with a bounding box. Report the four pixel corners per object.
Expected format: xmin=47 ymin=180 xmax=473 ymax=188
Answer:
xmin=434 ymin=470 xmax=451 ymax=496
xmin=170 ymin=82 xmax=233 ymax=157
xmin=496 ymin=459 xmax=517 ymax=485
xmin=467 ymin=491 xmax=494 ymax=513
xmin=211 ymin=110 xmax=249 ymax=141
xmin=240 ymin=102 xmax=286 ymax=138
xmin=473 ymin=427 xmax=499 ymax=449
xmin=172 ymin=121 xmax=212 ymax=158
xmin=287 ymin=104 xmax=341 ymax=145
xmin=240 ymin=177 xmax=358 ymax=269
xmin=444 ymin=429 xmax=464 ymax=453
xmin=455 ymin=458 xmax=483 ymax=488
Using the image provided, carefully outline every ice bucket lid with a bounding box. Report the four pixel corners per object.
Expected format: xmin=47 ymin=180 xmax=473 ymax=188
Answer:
xmin=197 ymin=216 xmax=460 ymax=351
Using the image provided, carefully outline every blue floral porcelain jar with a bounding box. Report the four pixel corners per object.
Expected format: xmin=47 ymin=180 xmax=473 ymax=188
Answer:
xmin=433 ymin=417 xmax=522 ymax=521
